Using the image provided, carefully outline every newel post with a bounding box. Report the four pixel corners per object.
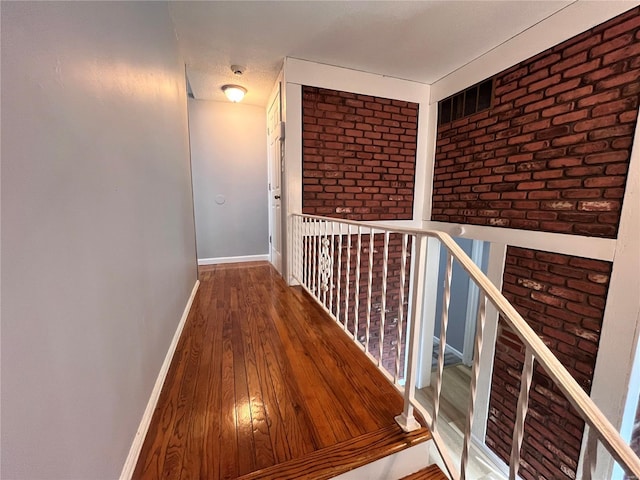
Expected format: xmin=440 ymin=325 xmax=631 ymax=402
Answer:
xmin=395 ymin=233 xmax=428 ymax=432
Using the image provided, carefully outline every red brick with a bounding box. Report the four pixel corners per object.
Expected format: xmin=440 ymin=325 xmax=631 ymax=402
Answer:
xmin=620 ymin=110 xmax=639 ymax=123
xmin=531 ymin=291 xmax=564 ymax=307
xmin=603 ymin=14 xmax=640 ymax=39
xmin=565 ymin=166 xmax=604 ymax=177
xmin=541 ymin=103 xmax=573 ymax=120
xmin=585 ymin=151 xmax=629 ymax=164
xmin=501 ymin=66 xmax=530 ymax=83
xmin=540 ymin=221 xmax=575 ymax=233
xmin=584 ymin=62 xmax=626 ymax=83
xmin=568 ymin=257 xmax=612 ymax=273
xmin=589 ymin=124 xmax=635 ymax=140
xmin=563 ymin=59 xmax=602 ymax=78
xmin=528 ymin=191 xmax=560 ymax=200
xmin=577 ymin=200 xmax=619 ymax=211
xmin=565 ymin=279 xmax=607 ymax=298
xmin=563 ymin=33 xmax=604 ymax=57
xmin=584 ymin=176 xmax=626 ymax=188
xmin=592 ymin=97 xmax=638 ymax=117
xmin=536 ymin=125 xmax=572 ymax=140
xmin=552 ymin=109 xmax=589 ymax=125
xmin=597 ymin=70 xmax=640 ymax=90
xmin=606 ymin=164 xmax=628 ymax=175
xmin=603 ymin=42 xmax=640 ymax=65
xmin=557 ymin=85 xmax=595 ymax=102
xmin=575 ymin=116 xmax=617 ymax=135
xmin=567 ymin=141 xmax=608 ymax=155
xmin=547 ymin=179 xmax=582 ymax=189
xmin=591 ymin=32 xmax=634 ymax=57
xmin=551 ymin=133 xmax=588 ymax=147
xmin=528 ymin=73 xmax=562 ymax=92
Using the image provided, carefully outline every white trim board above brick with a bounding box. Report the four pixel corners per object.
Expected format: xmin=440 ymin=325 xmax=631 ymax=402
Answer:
xmin=421 ymin=221 xmax=617 ymax=262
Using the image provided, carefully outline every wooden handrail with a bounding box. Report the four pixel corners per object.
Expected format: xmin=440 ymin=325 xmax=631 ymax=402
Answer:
xmin=291 ymin=213 xmax=640 ymax=479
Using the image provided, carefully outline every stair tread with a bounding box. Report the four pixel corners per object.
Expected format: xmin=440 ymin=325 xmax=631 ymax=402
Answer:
xmin=236 ymin=424 xmax=432 ymax=480
xmin=400 ymin=464 xmax=448 ymax=480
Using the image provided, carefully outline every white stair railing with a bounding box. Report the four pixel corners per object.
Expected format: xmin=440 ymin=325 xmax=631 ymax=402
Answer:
xmin=290 ymin=213 xmax=640 ymax=480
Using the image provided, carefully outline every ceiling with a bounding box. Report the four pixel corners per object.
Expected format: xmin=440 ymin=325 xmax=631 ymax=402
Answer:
xmin=169 ymin=1 xmax=575 ymax=107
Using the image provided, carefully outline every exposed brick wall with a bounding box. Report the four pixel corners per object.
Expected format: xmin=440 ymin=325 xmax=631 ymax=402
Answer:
xmin=302 ymin=86 xmax=418 ymax=220
xmin=488 ymin=247 xmax=612 ymax=480
xmin=432 ymin=7 xmax=640 ymax=238
xmin=301 ymin=86 xmax=419 ymax=373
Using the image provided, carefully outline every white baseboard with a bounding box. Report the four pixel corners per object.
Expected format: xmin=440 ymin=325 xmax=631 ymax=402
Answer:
xmin=119 ymin=279 xmax=200 ymax=480
xmin=197 ymin=254 xmax=269 ymax=265
xmin=432 ymin=336 xmax=464 ymax=360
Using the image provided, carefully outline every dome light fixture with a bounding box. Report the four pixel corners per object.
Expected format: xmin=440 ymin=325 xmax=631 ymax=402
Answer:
xmin=222 ymin=84 xmax=247 ymax=103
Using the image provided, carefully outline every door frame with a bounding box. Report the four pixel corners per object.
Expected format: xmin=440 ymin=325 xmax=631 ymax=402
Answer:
xmin=267 ymin=81 xmax=283 ymax=275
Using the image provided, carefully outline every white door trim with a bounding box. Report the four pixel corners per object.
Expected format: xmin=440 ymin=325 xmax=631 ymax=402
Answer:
xmin=267 ymin=79 xmax=283 ymax=275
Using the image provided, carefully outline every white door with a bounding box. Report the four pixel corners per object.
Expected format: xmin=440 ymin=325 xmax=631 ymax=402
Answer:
xmin=268 ymin=86 xmax=283 ymax=274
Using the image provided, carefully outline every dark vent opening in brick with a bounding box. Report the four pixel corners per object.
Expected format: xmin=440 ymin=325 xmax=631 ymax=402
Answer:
xmin=438 ymin=79 xmax=494 ymax=125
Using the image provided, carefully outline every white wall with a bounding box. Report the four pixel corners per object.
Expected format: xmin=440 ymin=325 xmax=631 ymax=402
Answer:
xmin=1 ymin=3 xmax=197 ymax=479
xmin=188 ymin=99 xmax=268 ymax=261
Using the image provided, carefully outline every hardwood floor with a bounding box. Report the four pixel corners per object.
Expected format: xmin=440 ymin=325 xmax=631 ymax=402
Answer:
xmin=418 ymin=364 xmax=472 ymax=434
xmin=400 ymin=464 xmax=448 ymax=480
xmin=133 ymin=262 xmax=431 ymax=479
xmin=416 ymin=365 xmax=505 ymax=480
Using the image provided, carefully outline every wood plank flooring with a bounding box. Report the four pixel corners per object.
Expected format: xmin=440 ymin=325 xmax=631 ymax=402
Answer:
xmin=133 ymin=262 xmax=431 ymax=479
xmin=400 ymin=464 xmax=448 ymax=480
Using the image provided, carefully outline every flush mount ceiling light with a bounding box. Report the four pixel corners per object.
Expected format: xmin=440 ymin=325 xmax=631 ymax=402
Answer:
xmin=221 ymin=84 xmax=247 ymax=103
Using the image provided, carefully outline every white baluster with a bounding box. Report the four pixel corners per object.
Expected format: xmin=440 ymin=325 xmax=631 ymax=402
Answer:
xmin=295 ymin=216 xmax=300 ymax=281
xmin=395 ymin=234 xmax=427 ymax=433
xmin=298 ymin=216 xmax=303 ymax=284
xmin=461 ymin=293 xmax=488 ymax=480
xmin=314 ymin=220 xmax=322 ymax=302
xmin=581 ymin=426 xmax=598 ymax=480
xmin=292 ymin=216 xmax=296 ymax=281
xmin=329 ymin=221 xmax=335 ymax=314
xmin=354 ymin=226 xmax=362 ymax=344
xmin=395 ymin=233 xmax=408 ymax=384
xmin=344 ymin=225 xmax=352 ymax=332
xmin=379 ymin=231 xmax=390 ymax=368
xmin=433 ymin=252 xmax=454 ymax=429
xmin=311 ymin=219 xmax=317 ymax=296
xmin=509 ymin=347 xmax=535 ymax=480
xmin=366 ymin=229 xmax=375 ymax=354
xmin=336 ymin=225 xmax=343 ymax=323
xmin=303 ymin=219 xmax=308 ymax=287
xmin=306 ymin=218 xmax=311 ymax=290
xmin=320 ymin=221 xmax=328 ymax=306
